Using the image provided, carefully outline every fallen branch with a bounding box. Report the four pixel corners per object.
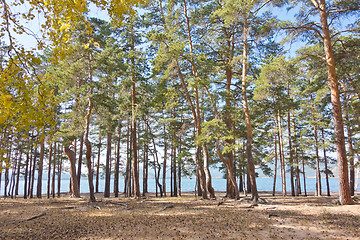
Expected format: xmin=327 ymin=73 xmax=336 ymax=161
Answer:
xmin=7 ymin=211 xmax=46 ymax=224
xmin=106 ymin=201 xmax=129 ymax=209
xmin=161 ymin=204 xmax=174 ymax=211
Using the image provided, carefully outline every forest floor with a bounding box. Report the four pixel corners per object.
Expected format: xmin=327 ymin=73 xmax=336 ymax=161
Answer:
xmin=0 ymin=191 xmax=359 ymax=240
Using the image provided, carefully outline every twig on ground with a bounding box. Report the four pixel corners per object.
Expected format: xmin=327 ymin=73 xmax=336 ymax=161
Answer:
xmin=7 ymin=211 xmax=46 ymax=224
xmin=161 ymin=204 xmax=174 ymax=211
xmin=106 ymin=201 xmax=129 ymax=209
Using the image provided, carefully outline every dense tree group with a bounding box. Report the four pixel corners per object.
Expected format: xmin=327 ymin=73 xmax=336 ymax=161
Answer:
xmin=0 ymin=0 xmax=359 ymax=205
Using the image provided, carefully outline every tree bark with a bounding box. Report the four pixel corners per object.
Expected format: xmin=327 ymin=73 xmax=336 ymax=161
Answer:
xmin=277 ymin=110 xmax=286 ymax=197
xmin=47 ymin=143 xmax=53 ymax=199
xmin=321 ymin=128 xmax=330 ymax=196
xmin=242 ymin=17 xmax=258 ymax=201
xmin=272 ymin=120 xmax=278 ymax=196
xmin=84 ymin=122 xmax=96 ymax=202
xmin=287 ymin=111 xmax=295 ymax=196
xmin=64 ymin=141 xmax=80 ymax=198
xmin=36 ymin=139 xmax=45 ymax=198
xmin=77 ymin=132 xmax=84 ymax=191
xmin=51 ymin=142 xmax=56 ymax=198
xmin=104 ymin=131 xmax=112 ymax=198
xmin=114 ymin=125 xmax=121 ymax=197
xmin=163 ymin=124 xmax=167 ymax=197
xmin=96 ymin=132 xmax=101 ymax=193
xmin=130 ymin=25 xmax=140 ymax=199
xmin=203 ymin=145 xmax=215 ymax=198
xmin=316 ymin=0 xmax=352 ymax=205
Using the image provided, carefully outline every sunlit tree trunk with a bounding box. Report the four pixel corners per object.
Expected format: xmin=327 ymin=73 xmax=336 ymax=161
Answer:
xmin=64 ymin=141 xmax=80 ymax=198
xmin=316 ymin=0 xmax=352 ymax=205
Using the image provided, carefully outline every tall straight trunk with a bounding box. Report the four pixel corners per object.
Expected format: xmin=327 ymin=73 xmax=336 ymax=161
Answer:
xmin=47 ymin=143 xmax=53 ymax=198
xmin=130 ymin=25 xmax=140 ymax=199
xmin=203 ymin=145 xmax=215 ymax=198
xmin=313 ymin=125 xmax=322 ymax=196
xmin=51 ymin=142 xmax=56 ymax=198
xmin=36 ymin=139 xmax=45 ymax=198
xmin=344 ymin=106 xmax=355 ymax=196
xmin=10 ymin=155 xmax=17 ymax=198
xmin=292 ymin=112 xmax=301 ymax=195
xmin=96 ymin=133 xmax=101 ymax=193
xmin=321 ymin=128 xmax=330 ymax=196
xmin=301 ymin=150 xmax=307 ymax=197
xmin=178 ymin=135 xmax=182 ymax=196
xmin=272 ymin=121 xmax=278 ymax=196
xmin=64 ymin=142 xmax=80 ymax=198
xmin=24 ymin=152 xmax=29 ymax=199
xmin=27 ymin=146 xmax=33 ymax=197
xmin=277 ymin=110 xmax=286 ymax=196
xmin=170 ymin=143 xmax=173 ymax=197
xmin=124 ymin=123 xmax=131 ymax=196
xmin=114 ymin=125 xmax=121 ymax=197
xmin=173 ymin=141 xmax=177 ymax=197
xmin=57 ymin=151 xmax=62 ymax=197
xmin=143 ymin=122 xmax=148 ymax=196
xmin=30 ymin=147 xmax=37 ymax=198
xmin=15 ymin=152 xmax=21 ymax=197
xmin=77 ymin=132 xmax=84 ymax=191
xmin=163 ymin=124 xmax=167 ymax=197
xmin=241 ymin=17 xmax=258 ymax=202
xmin=84 ymin=87 xmax=96 ymax=202
xmin=311 ymin=94 xmax=321 ymax=196
xmin=316 ymin=0 xmax=352 ymax=205
xmin=104 ymin=131 xmax=112 ymax=198
xmin=287 ymin=111 xmax=295 ymax=196
xmin=182 ymin=0 xmax=209 ymax=199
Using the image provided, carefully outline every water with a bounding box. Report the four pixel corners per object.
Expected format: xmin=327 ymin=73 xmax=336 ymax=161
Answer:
xmin=0 ymin=175 xmax=352 ymax=197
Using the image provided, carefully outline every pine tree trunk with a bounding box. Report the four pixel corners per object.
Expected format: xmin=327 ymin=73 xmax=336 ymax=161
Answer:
xmin=24 ymin=152 xmax=29 ymax=199
xmin=273 ymin=121 xmax=278 ymax=196
xmin=344 ymin=106 xmax=355 ymax=196
xmin=143 ymin=123 xmax=148 ymax=196
xmin=163 ymin=124 xmax=167 ymax=197
xmin=292 ymin=112 xmax=301 ymax=195
xmin=36 ymin=140 xmax=45 ymax=198
xmin=242 ymin=17 xmax=258 ymax=202
xmin=203 ymin=145 xmax=215 ymax=198
xmin=313 ymin=125 xmax=322 ymax=196
xmin=173 ymin=142 xmax=177 ymax=197
xmin=30 ymin=147 xmax=37 ymax=198
xmin=287 ymin=111 xmax=295 ymax=196
xmin=178 ymin=135 xmax=182 ymax=197
xmin=27 ymin=146 xmax=33 ymax=197
xmin=301 ymin=150 xmax=307 ymax=197
xmin=104 ymin=131 xmax=112 ymax=198
xmin=77 ymin=132 xmax=84 ymax=192
xmin=64 ymin=142 xmax=80 ymax=198
xmin=316 ymin=0 xmax=352 ymax=205
xmin=15 ymin=152 xmax=21 ymax=197
xmin=114 ymin=125 xmax=121 ymax=197
xmin=57 ymin=151 xmax=62 ymax=197
xmin=277 ymin=110 xmax=286 ymax=197
xmin=95 ymin=133 xmax=101 ymax=193
xmin=47 ymin=143 xmax=53 ymax=198
xmin=51 ymin=142 xmax=56 ymax=198
xmin=321 ymin=128 xmax=331 ymax=196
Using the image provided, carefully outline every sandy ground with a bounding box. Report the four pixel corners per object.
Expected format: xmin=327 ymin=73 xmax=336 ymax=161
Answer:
xmin=0 ymin=191 xmax=359 ymax=240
